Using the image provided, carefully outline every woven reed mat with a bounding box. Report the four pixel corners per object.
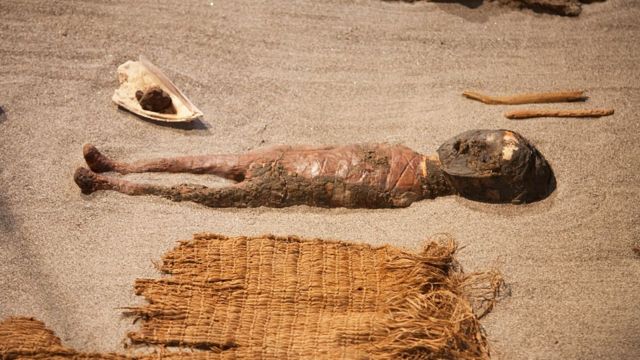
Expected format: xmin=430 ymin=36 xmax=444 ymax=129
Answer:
xmin=0 ymin=233 xmax=503 ymax=359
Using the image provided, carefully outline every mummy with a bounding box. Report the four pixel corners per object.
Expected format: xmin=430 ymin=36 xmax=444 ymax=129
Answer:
xmin=74 ymin=130 xmax=555 ymax=208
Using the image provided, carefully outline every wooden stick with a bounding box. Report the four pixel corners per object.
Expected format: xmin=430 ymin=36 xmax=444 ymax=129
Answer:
xmin=463 ymin=90 xmax=587 ymax=105
xmin=505 ymin=108 xmax=614 ymax=120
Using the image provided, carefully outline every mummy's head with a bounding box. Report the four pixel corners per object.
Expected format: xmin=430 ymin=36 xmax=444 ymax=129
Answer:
xmin=437 ymin=129 xmax=556 ymax=204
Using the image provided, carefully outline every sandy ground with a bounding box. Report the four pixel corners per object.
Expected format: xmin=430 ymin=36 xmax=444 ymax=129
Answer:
xmin=1 ymin=0 xmax=639 ymax=358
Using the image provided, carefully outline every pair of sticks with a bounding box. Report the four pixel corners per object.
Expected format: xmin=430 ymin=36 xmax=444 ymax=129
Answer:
xmin=463 ymin=90 xmax=614 ymax=119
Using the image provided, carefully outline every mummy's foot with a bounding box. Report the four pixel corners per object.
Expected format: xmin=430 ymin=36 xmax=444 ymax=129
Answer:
xmin=74 ymin=167 xmax=113 ymax=194
xmin=83 ymin=144 xmax=118 ymax=173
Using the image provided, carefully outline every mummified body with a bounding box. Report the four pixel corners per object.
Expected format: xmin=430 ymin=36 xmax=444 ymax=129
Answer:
xmin=76 ymin=144 xmax=451 ymax=208
xmin=74 ymin=130 xmax=556 ymax=208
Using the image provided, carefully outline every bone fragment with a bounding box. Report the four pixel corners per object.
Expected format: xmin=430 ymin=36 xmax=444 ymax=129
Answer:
xmin=505 ymin=108 xmax=614 ymax=119
xmin=463 ymin=90 xmax=587 ymax=105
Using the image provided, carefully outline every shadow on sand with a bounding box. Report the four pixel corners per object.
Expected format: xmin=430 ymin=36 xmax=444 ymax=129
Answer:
xmin=431 ymin=0 xmax=484 ymax=9
xmin=428 ymin=0 xmax=493 ymax=22
xmin=430 ymin=0 xmax=603 ymax=18
xmin=117 ymin=106 xmax=211 ymax=132
xmin=0 ymin=192 xmax=16 ymax=233
xmin=0 ymin=106 xmax=7 ymax=125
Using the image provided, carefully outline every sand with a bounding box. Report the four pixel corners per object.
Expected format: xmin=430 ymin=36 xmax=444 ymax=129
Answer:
xmin=0 ymin=0 xmax=638 ymax=358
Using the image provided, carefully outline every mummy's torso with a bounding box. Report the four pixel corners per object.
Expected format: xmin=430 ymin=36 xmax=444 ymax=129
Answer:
xmin=225 ymin=144 xmax=451 ymax=208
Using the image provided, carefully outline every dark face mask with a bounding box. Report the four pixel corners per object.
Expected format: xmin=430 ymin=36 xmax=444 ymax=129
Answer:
xmin=437 ymin=129 xmax=556 ymax=204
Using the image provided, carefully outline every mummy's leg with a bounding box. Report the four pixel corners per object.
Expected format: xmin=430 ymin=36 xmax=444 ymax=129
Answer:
xmin=83 ymin=144 xmax=247 ymax=181
xmin=74 ymin=167 xmax=147 ymax=195
xmin=74 ymin=167 xmax=255 ymax=207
